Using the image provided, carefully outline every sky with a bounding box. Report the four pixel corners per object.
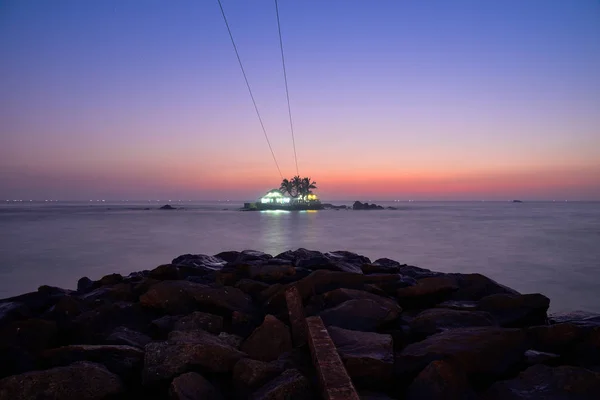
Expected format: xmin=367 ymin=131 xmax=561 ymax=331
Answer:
xmin=1 ymin=0 xmax=599 ymax=201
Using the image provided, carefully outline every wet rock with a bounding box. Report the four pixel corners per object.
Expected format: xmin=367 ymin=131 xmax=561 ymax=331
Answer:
xmin=214 ymin=250 xmax=241 ymax=263
xmin=549 ymin=311 xmax=600 ymax=327
xmin=396 ymin=327 xmax=528 ymax=378
xmin=105 ymin=326 xmax=152 ymax=348
xmin=409 ymin=308 xmax=497 ymax=337
xmin=170 ymin=371 xmax=223 ymax=400
xmin=449 ymin=273 xmax=519 ymax=301
xmin=405 ymin=360 xmax=476 ymax=400
xmin=523 ymin=349 xmax=560 ymax=366
xmin=171 ymin=254 xmax=227 ymax=271
xmin=483 ymin=364 xmax=600 ymax=399
xmin=236 ymin=279 xmax=270 ymax=297
xmin=295 ymin=252 xmax=366 ymax=274
xmin=173 ymin=311 xmax=224 ymax=334
xmin=275 ymin=248 xmax=323 ymax=264
xmin=435 ymin=300 xmax=479 ymax=311
xmin=319 ymin=299 xmax=399 ymax=331
xmin=77 ymin=276 xmax=94 ymax=293
xmin=568 ymin=327 xmax=600 ymax=367
xmin=139 ymin=280 xmax=254 ymax=316
xmin=0 ymin=361 xmax=124 ymax=399
xmin=241 ymin=315 xmax=292 ymax=362
xmin=233 ymin=358 xmax=283 ymax=389
xmin=250 ymin=369 xmax=311 ymax=400
xmin=42 ymin=344 xmax=144 ymax=383
xmin=362 ymin=258 xmax=403 ymax=274
xmin=0 ymin=302 xmax=29 ymax=325
xmin=527 ymin=323 xmax=587 ymax=354
xmin=0 ymin=318 xmax=57 ymax=354
xmin=396 ymin=276 xmax=459 ymax=308
xmin=79 ymin=283 xmax=135 ymax=304
xmin=149 ymin=264 xmax=180 ymax=280
xmin=248 ymin=264 xmax=296 ymax=283
xmin=321 ymin=288 xmax=402 ymax=313
xmin=143 ymin=329 xmax=245 ymax=384
xmin=238 ymin=250 xmax=273 ymax=263
xmin=218 ymin=332 xmax=244 ymax=348
xmin=327 ymin=326 xmax=393 ymax=384
xmin=478 ymin=293 xmax=550 ymax=327
xmin=1 ymin=286 xmax=70 ymax=315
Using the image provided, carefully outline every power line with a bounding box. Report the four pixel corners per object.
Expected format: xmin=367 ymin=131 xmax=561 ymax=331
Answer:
xmin=274 ymin=0 xmax=299 ymax=176
xmin=217 ymin=0 xmax=283 ymax=179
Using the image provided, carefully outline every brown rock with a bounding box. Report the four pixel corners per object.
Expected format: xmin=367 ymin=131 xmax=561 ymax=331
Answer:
xmin=170 ymin=371 xmax=223 ymax=400
xmin=483 ymin=364 xmax=600 ymax=399
xmin=527 ymin=323 xmax=587 ymax=354
xmin=450 ymin=273 xmax=519 ymax=301
xmin=327 ymin=326 xmax=393 ymax=384
xmin=322 ymin=288 xmax=401 ymax=313
xmin=396 ymin=276 xmax=459 ymax=308
xmin=250 ymin=369 xmax=312 ymax=400
xmin=139 ymin=280 xmax=254 ymax=315
xmin=405 ymin=360 xmax=476 ymax=400
xmin=478 ymin=293 xmax=550 ymax=327
xmin=143 ymin=329 xmax=245 ymax=384
xmin=396 ymin=327 xmax=528 ymax=378
xmin=173 ymin=311 xmax=224 ymax=334
xmin=409 ymin=308 xmax=497 ymax=336
xmin=233 ymin=358 xmax=283 ymax=389
xmin=319 ymin=299 xmax=399 ymax=331
xmin=0 ymin=361 xmax=124 ymax=399
xmin=242 ymin=315 xmax=292 ymax=362
xmin=98 ymin=273 xmax=123 ymax=286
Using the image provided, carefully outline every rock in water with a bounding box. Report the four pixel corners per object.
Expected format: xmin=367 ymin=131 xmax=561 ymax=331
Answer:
xmin=241 ymin=315 xmax=292 ymax=362
xmin=483 ymin=364 xmax=600 ymax=399
xmin=396 ymin=327 xmax=528 ymax=378
xmin=0 ymin=361 xmax=124 ymax=399
xmin=170 ymin=372 xmax=223 ymax=400
xmin=327 ymin=326 xmax=393 ymax=384
xmin=405 ymin=360 xmax=476 ymax=400
xmin=159 ymin=204 xmax=176 ymax=210
xmin=478 ymin=293 xmax=550 ymax=327
xmin=319 ymin=299 xmax=399 ymax=331
xmin=143 ymin=329 xmax=245 ymax=384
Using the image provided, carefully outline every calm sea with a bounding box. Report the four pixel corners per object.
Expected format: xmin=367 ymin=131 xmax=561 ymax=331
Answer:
xmin=0 ymin=201 xmax=598 ymax=313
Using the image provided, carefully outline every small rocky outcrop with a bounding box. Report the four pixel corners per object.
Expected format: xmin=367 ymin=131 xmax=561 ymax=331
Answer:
xmin=159 ymin=204 xmax=176 ymax=210
xmin=241 ymin=315 xmax=292 ymax=362
xmin=0 ymin=361 xmax=124 ymax=399
xmin=353 ymin=201 xmax=384 ymax=210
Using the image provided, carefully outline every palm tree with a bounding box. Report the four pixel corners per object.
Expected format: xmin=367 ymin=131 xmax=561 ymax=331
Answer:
xmin=300 ymin=177 xmax=317 ymax=199
xmin=280 ymin=176 xmax=317 ymax=200
xmin=280 ymin=178 xmax=299 ymax=198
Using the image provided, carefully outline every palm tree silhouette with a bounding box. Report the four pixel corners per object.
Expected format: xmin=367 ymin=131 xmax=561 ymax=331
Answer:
xmin=280 ymin=176 xmax=317 ymax=200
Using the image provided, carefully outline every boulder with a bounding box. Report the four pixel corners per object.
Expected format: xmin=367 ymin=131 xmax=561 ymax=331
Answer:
xmin=275 ymin=248 xmax=324 ymax=264
xmin=233 ymin=358 xmax=284 ymax=389
xmin=327 ymin=326 xmax=393 ymax=384
xmin=42 ymin=344 xmax=144 ymax=383
xmin=294 ymin=252 xmax=367 ymax=274
xmin=170 ymin=371 xmax=223 ymax=400
xmin=149 ymin=264 xmax=180 ymax=280
xmin=237 ymin=250 xmax=273 ymax=263
xmin=0 ymin=302 xmax=29 ymax=325
xmin=248 ymin=264 xmax=296 ymax=283
xmin=449 ymin=273 xmax=519 ymax=301
xmin=321 ymin=288 xmax=402 ymax=313
xmin=1 ymin=286 xmax=70 ymax=315
xmin=250 ymin=369 xmax=311 ymax=400
xmin=319 ymin=299 xmax=399 ymax=331
xmin=0 ymin=361 xmax=124 ymax=399
xmin=0 ymin=318 xmax=57 ymax=354
xmin=409 ymin=308 xmax=497 ymax=337
xmin=405 ymin=360 xmax=476 ymax=400
xmin=218 ymin=332 xmax=244 ymax=349
xmin=241 ymin=315 xmax=292 ymax=362
xmin=362 ymin=258 xmax=402 ymax=274
xmin=527 ymin=323 xmax=588 ymax=354
xmin=353 ymin=201 xmax=384 ymax=210
xmin=396 ymin=327 xmax=528 ymax=379
xmin=478 ymin=293 xmax=550 ymax=327
xmin=143 ymin=329 xmax=245 ymax=384
xmin=46 ymin=295 xmax=84 ymax=322
xmin=77 ymin=277 xmax=94 ymax=293
xmin=105 ymin=326 xmax=152 ymax=348
xmin=139 ymin=280 xmax=254 ymax=316
xmin=98 ymin=273 xmax=123 ymax=286
xmin=214 ymin=250 xmax=241 ymax=263
xmin=523 ymin=349 xmax=560 ymax=366
xmin=396 ymin=276 xmax=459 ymax=308
xmin=435 ymin=300 xmax=479 ymax=311
xmin=171 ymin=254 xmax=227 ymax=270
xmin=236 ymin=279 xmax=271 ymax=297
xmin=173 ymin=311 xmax=224 ymax=334
xmin=160 ymin=204 xmax=176 ymax=210
xmin=0 ymin=344 xmax=37 ymax=379
xmin=483 ymin=364 xmax=600 ymax=399
xmin=79 ymin=283 xmax=135 ymax=304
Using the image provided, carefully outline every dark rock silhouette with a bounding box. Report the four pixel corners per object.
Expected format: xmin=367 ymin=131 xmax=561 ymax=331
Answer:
xmin=159 ymin=204 xmax=176 ymax=210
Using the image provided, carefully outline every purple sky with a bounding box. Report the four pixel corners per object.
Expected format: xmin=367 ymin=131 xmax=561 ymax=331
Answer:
xmin=1 ymin=0 xmax=599 ymax=200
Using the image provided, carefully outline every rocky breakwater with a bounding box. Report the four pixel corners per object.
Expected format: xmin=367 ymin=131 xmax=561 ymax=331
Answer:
xmin=0 ymin=249 xmax=599 ymax=399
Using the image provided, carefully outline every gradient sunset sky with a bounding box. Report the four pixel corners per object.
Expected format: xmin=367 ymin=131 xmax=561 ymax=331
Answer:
xmin=1 ymin=0 xmax=599 ymax=200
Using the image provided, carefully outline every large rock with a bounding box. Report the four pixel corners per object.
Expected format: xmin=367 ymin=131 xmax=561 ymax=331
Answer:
xmin=478 ymin=293 xmax=550 ymax=327
xmin=319 ymin=299 xmax=399 ymax=331
xmin=483 ymin=364 xmax=600 ymax=399
xmin=173 ymin=311 xmax=224 ymax=334
xmin=321 ymin=288 xmax=401 ymax=313
xmin=42 ymin=344 xmax=144 ymax=383
xmin=233 ymin=358 xmax=284 ymax=389
xmin=527 ymin=323 xmax=588 ymax=354
xmin=149 ymin=264 xmax=180 ymax=280
xmin=0 ymin=286 xmax=71 ymax=315
xmin=250 ymin=369 xmax=311 ymax=400
xmin=365 ymin=259 xmax=440 ymax=279
xmin=170 ymin=371 xmax=223 ymax=400
xmin=139 ymin=280 xmax=254 ymax=315
xmin=235 ymin=279 xmax=271 ymax=298
xmin=405 ymin=360 xmax=476 ymax=400
xmin=449 ymin=273 xmax=519 ymax=301
xmin=294 ymin=251 xmax=368 ymax=274
xmin=241 ymin=315 xmax=292 ymax=362
xmin=0 ymin=361 xmax=124 ymax=399
xmin=0 ymin=318 xmax=57 ymax=354
xmin=409 ymin=308 xmax=497 ymax=337
xmin=237 ymin=250 xmax=273 ymax=263
xmin=327 ymin=326 xmax=393 ymax=384
xmin=396 ymin=276 xmax=459 ymax=308
xmin=248 ymin=264 xmax=297 ymax=283
xmin=143 ymin=329 xmax=245 ymax=384
xmin=0 ymin=302 xmax=29 ymax=325
xmin=396 ymin=327 xmax=528 ymax=378
xmin=105 ymin=326 xmax=152 ymax=348
xmin=275 ymin=248 xmax=324 ymax=264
